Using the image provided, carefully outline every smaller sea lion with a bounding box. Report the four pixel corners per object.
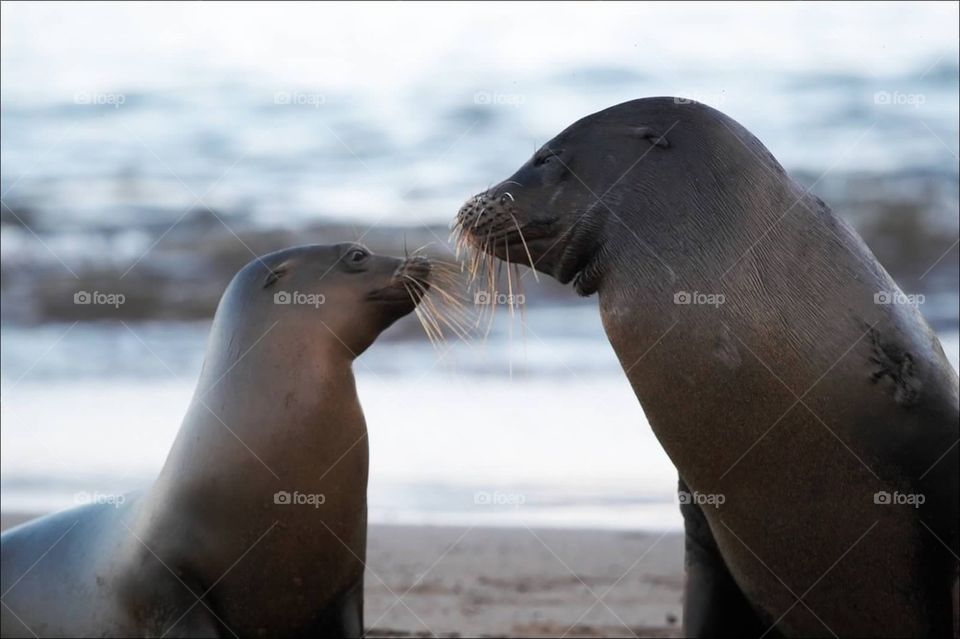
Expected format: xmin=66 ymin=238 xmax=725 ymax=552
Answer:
xmin=1 ymin=244 xmax=432 ymax=638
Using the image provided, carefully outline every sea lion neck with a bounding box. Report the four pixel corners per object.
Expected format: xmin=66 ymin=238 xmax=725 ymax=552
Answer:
xmin=122 ymin=328 xmax=369 ymax=620
xmin=183 ymin=329 xmax=361 ymax=457
xmin=138 ymin=327 xmax=365 ymax=530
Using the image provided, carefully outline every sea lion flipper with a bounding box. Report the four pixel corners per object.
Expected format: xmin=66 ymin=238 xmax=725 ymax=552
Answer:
xmin=679 ymin=477 xmax=767 ymax=637
xmin=297 ymin=578 xmax=365 ymax=637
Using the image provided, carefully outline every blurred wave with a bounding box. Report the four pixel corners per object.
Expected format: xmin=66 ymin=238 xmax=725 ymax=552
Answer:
xmin=2 ymin=316 xmax=957 ymax=529
xmin=1 ymin=2 xmax=957 ymax=527
xmin=2 ymin=4 xmax=957 ymax=326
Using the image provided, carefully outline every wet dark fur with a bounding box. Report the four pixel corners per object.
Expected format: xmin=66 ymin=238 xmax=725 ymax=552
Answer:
xmin=456 ymin=97 xmax=959 ymax=637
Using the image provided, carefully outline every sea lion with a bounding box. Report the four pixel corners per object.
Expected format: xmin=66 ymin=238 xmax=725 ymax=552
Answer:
xmin=454 ymin=97 xmax=959 ymax=637
xmin=0 ymin=243 xmax=432 ymax=638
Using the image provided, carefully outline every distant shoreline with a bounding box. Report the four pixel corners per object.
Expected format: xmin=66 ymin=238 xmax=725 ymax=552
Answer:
xmin=2 ymin=170 xmax=959 ymax=327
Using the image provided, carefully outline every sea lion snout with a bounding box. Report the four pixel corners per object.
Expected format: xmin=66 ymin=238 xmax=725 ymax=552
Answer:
xmin=367 ymin=254 xmax=432 ymax=307
xmin=453 ymin=180 xmax=573 ymax=286
xmin=396 ymin=255 xmax=432 ymax=291
xmin=455 ymin=191 xmax=509 ymax=235
xmin=455 ymin=188 xmax=540 ymax=249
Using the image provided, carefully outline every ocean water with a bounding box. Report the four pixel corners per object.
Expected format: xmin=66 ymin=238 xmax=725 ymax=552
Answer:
xmin=2 ymin=3 xmax=958 ymax=239
xmin=1 ymin=3 xmax=958 ymax=529
xmin=2 ymin=312 xmax=957 ymax=530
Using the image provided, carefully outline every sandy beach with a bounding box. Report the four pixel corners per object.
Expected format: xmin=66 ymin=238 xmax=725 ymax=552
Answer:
xmin=2 ymin=514 xmax=682 ymax=637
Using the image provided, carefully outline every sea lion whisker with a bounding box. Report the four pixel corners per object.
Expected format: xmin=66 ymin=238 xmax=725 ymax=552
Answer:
xmin=424 ymin=297 xmax=472 ymax=342
xmin=426 ymin=271 xmax=466 ymax=289
xmin=428 ymin=263 xmax=469 ymax=282
xmin=513 ymin=261 xmax=528 ymax=353
xmin=504 ymin=235 xmax=515 ymax=319
xmin=472 ymin=205 xmax=488 ymax=230
xmin=430 ymin=273 xmax=469 ymax=291
xmin=473 ymin=245 xmax=487 ymax=284
xmin=417 ymin=308 xmax=440 ymax=348
xmin=429 ymin=258 xmax=467 ymax=270
xmin=427 ymin=284 xmax=470 ymax=312
xmin=431 ymin=307 xmax=473 ymax=336
xmin=421 ymin=299 xmax=452 ymax=341
xmin=507 ymin=211 xmax=539 ymax=283
xmin=410 ymin=274 xmax=471 ymax=326
xmin=401 ymin=278 xmax=441 ymax=343
xmin=405 ymin=282 xmax=435 ymax=345
xmin=403 ymin=273 xmax=440 ymax=324
xmin=428 ymin=302 xmax=472 ymax=341
xmin=483 ymin=251 xmax=498 ymax=339
xmin=412 ymin=241 xmax=436 ymax=254
xmin=467 ymin=247 xmax=478 ymax=282
xmin=469 ymin=247 xmax=491 ymax=330
xmin=403 ymin=280 xmax=432 ymax=335
xmin=429 ymin=269 xmax=471 ymax=292
xmin=450 ymin=223 xmax=464 ymax=260
xmin=402 ymin=276 xmax=445 ymax=339
xmin=427 ymin=276 xmax=468 ymax=297
xmin=412 ymin=297 xmax=441 ymax=348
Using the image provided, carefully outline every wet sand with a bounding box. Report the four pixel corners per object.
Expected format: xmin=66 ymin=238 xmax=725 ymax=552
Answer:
xmin=2 ymin=514 xmax=682 ymax=637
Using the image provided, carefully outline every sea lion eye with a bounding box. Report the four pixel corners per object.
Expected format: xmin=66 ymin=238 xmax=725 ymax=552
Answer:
xmin=346 ymin=248 xmax=369 ymax=264
xmin=534 ymin=151 xmax=558 ymax=167
xmin=533 ymin=154 xmax=554 ymax=166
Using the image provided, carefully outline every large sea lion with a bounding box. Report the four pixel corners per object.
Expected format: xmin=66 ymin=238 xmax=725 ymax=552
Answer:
xmin=454 ymin=98 xmax=959 ymax=637
xmin=1 ymin=243 xmax=432 ymax=638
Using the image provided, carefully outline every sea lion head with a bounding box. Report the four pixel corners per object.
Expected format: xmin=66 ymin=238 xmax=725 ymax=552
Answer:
xmin=454 ymin=97 xmax=781 ymax=296
xmin=215 ymin=243 xmax=431 ymax=358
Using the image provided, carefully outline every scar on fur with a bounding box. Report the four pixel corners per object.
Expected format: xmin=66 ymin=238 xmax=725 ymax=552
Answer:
xmin=868 ymin=327 xmax=921 ymax=407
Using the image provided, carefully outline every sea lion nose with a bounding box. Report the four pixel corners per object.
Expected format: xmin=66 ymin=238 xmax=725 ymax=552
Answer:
xmin=408 ymin=254 xmax=430 ymax=268
xmin=456 ymin=193 xmax=487 ymax=225
xmin=398 ymin=256 xmax=431 ymax=294
xmin=401 ymin=255 xmax=431 ymax=279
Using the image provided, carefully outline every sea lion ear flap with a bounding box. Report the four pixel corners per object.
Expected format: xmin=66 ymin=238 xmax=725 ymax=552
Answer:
xmin=631 ymin=126 xmax=670 ymax=149
xmin=263 ymin=264 xmax=288 ymax=288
